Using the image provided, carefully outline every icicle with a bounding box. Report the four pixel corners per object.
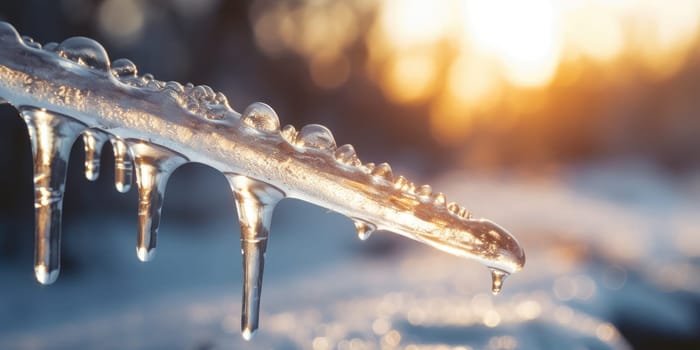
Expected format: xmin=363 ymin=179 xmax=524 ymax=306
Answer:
xmin=82 ymin=130 xmax=108 ymax=181
xmin=354 ymin=219 xmax=376 ymax=241
xmin=110 ymin=137 xmax=133 ymax=193
xmin=129 ymin=141 xmax=187 ymax=262
xmin=20 ymin=108 xmax=86 ymax=284
xmin=225 ymin=174 xmax=284 ymax=341
xmin=490 ymin=268 xmax=509 ymax=295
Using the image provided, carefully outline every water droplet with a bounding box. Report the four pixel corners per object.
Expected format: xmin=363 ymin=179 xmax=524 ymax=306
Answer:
xmin=110 ymin=137 xmax=133 ymax=193
xmin=165 ymin=81 xmax=184 ymax=93
xmin=43 ymin=42 xmax=58 ymax=51
xmin=82 ymin=130 xmax=108 ymax=181
xmin=371 ymin=163 xmax=393 ymax=182
xmin=146 ymin=79 xmax=164 ymax=90
xmin=20 ymin=108 xmax=86 ymax=285
xmin=280 ymin=125 xmax=297 ymax=144
xmin=363 ymin=162 xmax=375 ymax=173
xmin=190 ymin=85 xmax=207 ymax=99
xmin=405 ymin=182 xmax=416 ymax=194
xmin=201 ymin=85 xmax=215 ymax=97
xmin=56 ymin=37 xmax=110 ymax=71
xmin=354 ymin=219 xmax=376 ymax=241
xmin=393 ymin=175 xmax=408 ymax=190
xmin=334 ymin=144 xmax=361 ymax=166
xmin=111 ymin=58 xmax=137 ymax=78
xmin=241 ymin=102 xmax=280 ymax=132
xmin=129 ymin=141 xmax=188 ymax=262
xmin=214 ymin=92 xmax=228 ymax=105
xmin=447 ymin=202 xmax=460 ymax=215
xmin=458 ymin=206 xmax=471 ymax=219
xmin=296 ymin=124 xmax=336 ymax=151
xmin=433 ymin=192 xmax=446 ymax=206
xmin=0 ymin=21 xmax=22 ymax=44
xmin=416 ymin=185 xmax=432 ymax=200
xmin=226 ymin=175 xmax=284 ymax=341
xmin=22 ymin=35 xmax=41 ymax=49
xmin=490 ymin=268 xmax=509 ymax=295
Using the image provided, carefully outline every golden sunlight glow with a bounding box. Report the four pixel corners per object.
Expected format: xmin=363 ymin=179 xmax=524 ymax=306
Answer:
xmin=379 ymin=0 xmax=454 ymax=48
xmin=562 ymin=2 xmax=623 ymax=62
xmin=381 ymin=53 xmax=438 ymax=103
xmin=462 ymin=0 xmax=561 ymax=88
xmin=250 ymin=0 xmax=700 ymax=144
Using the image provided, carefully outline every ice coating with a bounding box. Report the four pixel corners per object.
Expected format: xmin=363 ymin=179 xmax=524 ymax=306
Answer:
xmin=0 ymin=21 xmax=525 ymax=339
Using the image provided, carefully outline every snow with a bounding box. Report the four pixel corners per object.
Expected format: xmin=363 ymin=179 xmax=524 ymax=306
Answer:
xmin=1 ymin=161 xmax=698 ymax=349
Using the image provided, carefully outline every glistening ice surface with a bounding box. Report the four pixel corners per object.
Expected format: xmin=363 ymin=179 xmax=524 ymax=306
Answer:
xmin=0 ymin=21 xmax=524 ymax=340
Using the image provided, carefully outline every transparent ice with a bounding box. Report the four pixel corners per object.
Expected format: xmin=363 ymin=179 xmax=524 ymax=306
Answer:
xmin=0 ymin=21 xmax=525 ymax=339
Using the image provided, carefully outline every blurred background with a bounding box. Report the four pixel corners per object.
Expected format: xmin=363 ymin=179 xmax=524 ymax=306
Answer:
xmin=1 ymin=0 xmax=699 ymax=349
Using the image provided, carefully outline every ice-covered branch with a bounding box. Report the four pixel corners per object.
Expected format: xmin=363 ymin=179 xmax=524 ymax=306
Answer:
xmin=0 ymin=22 xmax=524 ymax=339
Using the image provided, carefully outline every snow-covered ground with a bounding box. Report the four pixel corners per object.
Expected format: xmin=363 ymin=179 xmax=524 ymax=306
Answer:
xmin=0 ymin=161 xmax=698 ymax=349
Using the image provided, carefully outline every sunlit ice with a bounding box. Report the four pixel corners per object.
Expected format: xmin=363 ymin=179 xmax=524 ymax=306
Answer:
xmin=250 ymin=0 xmax=700 ymax=147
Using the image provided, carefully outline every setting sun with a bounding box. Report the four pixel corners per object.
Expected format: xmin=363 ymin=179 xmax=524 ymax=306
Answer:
xmin=250 ymin=0 xmax=700 ymax=146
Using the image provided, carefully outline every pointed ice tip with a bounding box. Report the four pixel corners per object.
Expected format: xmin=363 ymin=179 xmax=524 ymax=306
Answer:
xmin=241 ymin=327 xmax=256 ymax=341
xmin=34 ymin=265 xmax=59 ymax=285
xmin=115 ymin=182 xmax=131 ymax=193
xmin=136 ymin=246 xmax=156 ymax=262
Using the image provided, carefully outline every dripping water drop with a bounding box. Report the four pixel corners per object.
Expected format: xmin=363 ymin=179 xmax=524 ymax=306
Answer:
xmin=354 ymin=219 xmax=376 ymax=241
xmin=490 ymin=268 xmax=509 ymax=295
